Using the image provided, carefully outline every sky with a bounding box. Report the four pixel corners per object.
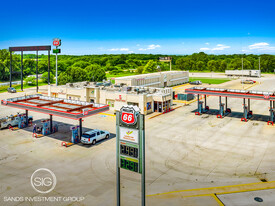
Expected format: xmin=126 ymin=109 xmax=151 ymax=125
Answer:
xmin=0 ymin=0 xmax=274 ymax=55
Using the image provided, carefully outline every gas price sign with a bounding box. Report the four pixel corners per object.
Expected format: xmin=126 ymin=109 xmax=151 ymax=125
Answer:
xmin=118 ymin=105 xmax=142 ymax=174
xmin=116 ymin=105 xmax=145 ymax=205
xmin=120 ymin=156 xmax=139 ymax=173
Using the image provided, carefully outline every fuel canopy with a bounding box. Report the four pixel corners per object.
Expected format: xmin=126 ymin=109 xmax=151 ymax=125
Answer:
xmin=1 ymin=94 xmax=109 ymax=120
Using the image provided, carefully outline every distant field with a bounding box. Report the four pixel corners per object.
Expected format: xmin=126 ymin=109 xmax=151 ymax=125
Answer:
xmin=106 ymin=72 xmax=138 ymax=83
xmin=189 ymin=77 xmax=231 ymax=84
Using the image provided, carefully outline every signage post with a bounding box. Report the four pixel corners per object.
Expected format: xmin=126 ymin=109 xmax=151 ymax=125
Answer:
xmin=53 ymin=38 xmax=61 ymax=86
xmin=159 ymin=56 xmax=172 ymax=71
xmin=116 ymin=105 xmax=145 ymax=206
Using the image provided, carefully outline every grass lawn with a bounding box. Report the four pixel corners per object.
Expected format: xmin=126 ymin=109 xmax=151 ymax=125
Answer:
xmin=106 ymin=72 xmax=137 ymax=79
xmin=189 ymin=77 xmax=231 ymax=84
xmin=0 ymin=82 xmax=49 ymax=93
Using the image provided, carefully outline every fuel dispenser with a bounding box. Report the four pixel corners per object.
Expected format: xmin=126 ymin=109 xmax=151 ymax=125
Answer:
xmin=70 ymin=126 xmax=80 ymax=143
xmin=241 ymin=99 xmax=253 ymax=122
xmin=268 ymin=101 xmax=275 ymax=125
xmin=40 ymin=119 xmax=58 ymax=135
xmin=18 ymin=114 xmax=26 ymax=129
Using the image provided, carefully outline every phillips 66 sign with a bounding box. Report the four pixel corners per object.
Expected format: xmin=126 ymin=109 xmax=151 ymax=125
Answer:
xmin=53 ymin=38 xmax=61 ymax=47
xmin=120 ymin=106 xmax=139 ymax=125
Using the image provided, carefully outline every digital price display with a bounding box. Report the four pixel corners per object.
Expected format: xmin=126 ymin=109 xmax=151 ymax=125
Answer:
xmin=120 ymin=144 xmax=138 ymax=158
xmin=120 ymin=158 xmax=139 ymax=173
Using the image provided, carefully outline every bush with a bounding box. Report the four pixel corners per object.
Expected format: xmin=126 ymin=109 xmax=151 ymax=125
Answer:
xmin=24 ymin=76 xmax=36 ymax=85
xmin=0 ymin=85 xmax=9 ymax=93
xmin=136 ymin=66 xmax=144 ymax=74
xmin=41 ymin=72 xmax=55 ymax=83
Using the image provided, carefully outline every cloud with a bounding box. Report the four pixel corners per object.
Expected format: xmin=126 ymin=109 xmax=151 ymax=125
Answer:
xmin=108 ymin=48 xmax=129 ymax=52
xmin=147 ymin=44 xmax=161 ymax=50
xmin=200 ymin=44 xmax=230 ymax=52
xmin=136 ymin=44 xmax=140 ymax=47
xmin=138 ymin=44 xmax=161 ymax=51
xmin=248 ymin=42 xmax=275 ymax=51
xmin=212 ymin=44 xmax=230 ymax=51
xmin=205 ymin=42 xmax=210 ymax=45
xmin=120 ymin=48 xmax=129 ymax=51
xmin=200 ymin=47 xmax=210 ymax=51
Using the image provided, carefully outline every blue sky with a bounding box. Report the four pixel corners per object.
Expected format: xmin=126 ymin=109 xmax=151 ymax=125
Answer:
xmin=0 ymin=0 xmax=274 ymax=55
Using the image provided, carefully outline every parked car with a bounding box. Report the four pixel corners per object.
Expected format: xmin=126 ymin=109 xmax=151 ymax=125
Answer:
xmin=190 ymin=80 xmax=202 ymax=85
xmin=7 ymin=87 xmax=16 ymax=93
xmin=247 ymin=79 xmax=256 ymax=83
xmin=241 ymin=79 xmax=255 ymax=84
xmin=81 ymin=129 xmax=110 ymax=145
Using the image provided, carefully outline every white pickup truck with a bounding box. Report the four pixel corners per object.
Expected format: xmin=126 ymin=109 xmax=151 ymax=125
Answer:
xmin=0 ymin=113 xmax=33 ymax=129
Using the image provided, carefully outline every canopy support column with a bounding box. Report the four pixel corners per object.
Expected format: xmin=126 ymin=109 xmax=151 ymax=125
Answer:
xmin=25 ymin=110 xmax=28 ymax=126
xmin=21 ymin=51 xmax=23 ymax=91
xmin=50 ymin=114 xmax=53 ymax=133
xmin=79 ymin=118 xmax=82 ymax=139
xmin=36 ymin=50 xmax=39 ymax=93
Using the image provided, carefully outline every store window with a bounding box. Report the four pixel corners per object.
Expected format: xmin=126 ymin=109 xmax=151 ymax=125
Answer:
xmin=107 ymin=101 xmax=114 ymax=107
xmin=147 ymin=102 xmax=151 ymax=110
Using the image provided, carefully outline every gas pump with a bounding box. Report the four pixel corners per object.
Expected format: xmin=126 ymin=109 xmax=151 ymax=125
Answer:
xmin=197 ymin=101 xmax=203 ymax=115
xmin=268 ymin=107 xmax=274 ymax=125
xmin=195 ymin=100 xmax=210 ymax=115
xmin=241 ymin=104 xmax=252 ymax=122
xmin=217 ymin=103 xmax=225 ymax=118
xmin=70 ymin=126 xmax=80 ymax=143
xmin=18 ymin=114 xmax=26 ymax=129
xmin=53 ymin=124 xmax=58 ymax=133
xmin=42 ymin=119 xmax=51 ymax=135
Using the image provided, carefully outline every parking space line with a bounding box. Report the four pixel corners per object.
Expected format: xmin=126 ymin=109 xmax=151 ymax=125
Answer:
xmin=172 ymin=83 xmax=190 ymax=89
xmin=211 ymin=194 xmax=225 ymax=206
xmin=147 ymin=181 xmax=275 ymax=197
xmin=100 ymin=113 xmax=116 ymax=117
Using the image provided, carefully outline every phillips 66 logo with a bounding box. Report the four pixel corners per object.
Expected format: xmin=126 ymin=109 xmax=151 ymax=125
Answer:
xmin=120 ymin=106 xmax=139 ymax=125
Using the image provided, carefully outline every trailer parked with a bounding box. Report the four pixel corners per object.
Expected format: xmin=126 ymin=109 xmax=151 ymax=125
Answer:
xmin=225 ymin=70 xmax=261 ymax=78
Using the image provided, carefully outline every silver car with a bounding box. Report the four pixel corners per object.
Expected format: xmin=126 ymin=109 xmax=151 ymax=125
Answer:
xmin=81 ymin=129 xmax=110 ymax=145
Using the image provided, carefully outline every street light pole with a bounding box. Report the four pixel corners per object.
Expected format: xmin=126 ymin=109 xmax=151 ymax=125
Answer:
xmin=242 ymin=57 xmax=244 ymax=89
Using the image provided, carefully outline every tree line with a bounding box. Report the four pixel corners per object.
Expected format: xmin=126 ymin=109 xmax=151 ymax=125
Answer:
xmin=0 ymin=49 xmax=274 ymax=85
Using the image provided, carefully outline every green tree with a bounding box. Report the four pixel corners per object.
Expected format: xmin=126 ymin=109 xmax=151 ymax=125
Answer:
xmin=85 ymin=64 xmax=106 ymax=82
xmin=72 ymin=61 xmax=91 ymax=69
xmin=41 ymin=72 xmax=55 ymax=83
xmin=70 ymin=67 xmax=87 ymax=82
xmin=136 ymin=66 xmax=144 ymax=74
xmin=196 ymin=61 xmax=205 ymax=71
xmin=220 ymin=60 xmax=227 ymax=71
xmin=24 ymin=76 xmax=36 ymax=85
xmin=176 ymin=58 xmax=194 ymax=70
xmin=58 ymin=72 xmax=73 ymax=85
xmin=143 ymin=60 xmax=157 ymax=73
xmin=229 ymin=58 xmax=252 ymax=70
xmin=207 ymin=60 xmax=216 ymax=71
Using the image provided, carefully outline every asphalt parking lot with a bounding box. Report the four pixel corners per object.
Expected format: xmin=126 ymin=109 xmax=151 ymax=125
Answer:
xmin=1 ymin=75 xmax=275 ymax=206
